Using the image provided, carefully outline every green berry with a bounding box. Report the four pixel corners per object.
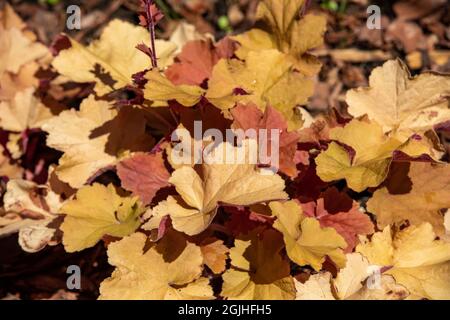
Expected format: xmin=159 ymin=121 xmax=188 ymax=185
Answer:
xmin=218 ymin=16 xmax=230 ymax=31
xmin=321 ymin=0 xmax=339 ymax=12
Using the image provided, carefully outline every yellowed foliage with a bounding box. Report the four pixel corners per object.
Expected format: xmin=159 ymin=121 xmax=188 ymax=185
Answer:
xmin=206 ymin=50 xmax=313 ymax=130
xmin=42 ymin=96 xmax=117 ymax=188
xmin=0 ymin=26 xmax=48 ymax=75
xmin=233 ymin=0 xmax=326 ymax=76
xmin=200 ymin=238 xmax=229 ymax=274
xmin=367 ymin=162 xmax=450 ymax=235
xmin=221 ymin=230 xmax=296 ymax=300
xmin=269 ymin=200 xmax=347 ymax=271
xmin=316 ymin=119 xmax=433 ymax=192
xmin=146 ymin=140 xmax=287 ymax=235
xmin=0 ymin=87 xmax=53 ymax=132
xmin=357 ymin=224 xmax=450 ymax=300
xmin=347 ymin=59 xmax=450 ymax=134
xmin=60 ymin=183 xmax=144 ymax=252
xmin=99 ymin=232 xmax=213 ymax=300
xmin=52 ymin=19 xmax=177 ymax=96
xmin=143 ymin=69 xmax=205 ymax=107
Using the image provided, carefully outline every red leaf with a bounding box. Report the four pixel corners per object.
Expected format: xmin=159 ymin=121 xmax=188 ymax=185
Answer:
xmin=117 ymin=152 xmax=170 ymax=205
xmin=165 ymin=38 xmax=236 ymax=86
xmin=301 ymin=187 xmax=374 ymax=252
xmin=231 ymin=103 xmax=301 ymax=177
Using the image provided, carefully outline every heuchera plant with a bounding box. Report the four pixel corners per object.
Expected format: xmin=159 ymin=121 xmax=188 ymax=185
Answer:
xmin=1 ymin=0 xmax=450 ymax=300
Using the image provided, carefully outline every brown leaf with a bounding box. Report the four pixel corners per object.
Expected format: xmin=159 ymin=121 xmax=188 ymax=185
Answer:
xmin=117 ymin=152 xmax=171 ymax=205
xmin=200 ymin=238 xmax=229 ymax=274
xmin=231 ymin=103 xmax=301 ymax=177
xmin=165 ymin=38 xmax=235 ymax=86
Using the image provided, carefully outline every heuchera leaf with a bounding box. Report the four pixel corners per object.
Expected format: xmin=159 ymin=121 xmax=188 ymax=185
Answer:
xmin=42 ymin=96 xmax=153 ymax=188
xmin=357 ymin=224 xmax=450 ymax=300
xmin=165 ymin=38 xmax=236 ymax=86
xmin=295 ymin=253 xmax=408 ymax=300
xmin=221 ymin=229 xmax=296 ymax=300
xmin=315 ymin=119 xmax=432 ymax=192
xmin=0 ymin=87 xmax=53 ymax=132
xmin=206 ymin=49 xmax=313 ymax=130
xmin=143 ymin=69 xmax=205 ymax=107
xmin=52 ymin=19 xmax=177 ymax=95
xmin=0 ymin=25 xmax=48 ymax=74
xmin=117 ymin=152 xmax=170 ymax=205
xmin=301 ymin=187 xmax=374 ymax=252
xmin=42 ymin=95 xmax=117 ymax=188
xmin=346 ymin=59 xmax=450 ymax=134
xmin=269 ymin=200 xmax=347 ymax=271
xmin=367 ymin=161 xmax=450 ymax=235
xmin=231 ymin=103 xmax=301 ymax=178
xmin=233 ymin=0 xmax=326 ymax=76
xmin=60 ymin=183 xmax=144 ymax=252
xmin=146 ymin=140 xmax=288 ymax=235
xmin=200 ymin=238 xmax=229 ymax=274
xmin=99 ymin=231 xmax=213 ymax=300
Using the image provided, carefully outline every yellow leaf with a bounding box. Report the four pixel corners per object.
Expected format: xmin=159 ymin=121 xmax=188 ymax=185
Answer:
xmin=52 ymin=20 xmax=177 ymax=96
xmin=0 ymin=144 xmax=23 ymax=179
xmin=0 ymin=26 xmax=48 ymax=75
xmin=42 ymin=96 xmax=117 ymax=188
xmin=315 ymin=119 xmax=431 ymax=192
xmin=357 ymin=224 xmax=450 ymax=299
xmin=60 ymin=183 xmax=144 ymax=252
xmin=232 ymin=29 xmax=276 ymax=60
xmin=221 ymin=230 xmax=295 ymax=300
xmin=256 ymin=0 xmax=306 ymax=37
xmin=43 ymin=96 xmax=153 ymax=188
xmin=147 ymin=140 xmax=287 ymax=235
xmin=0 ymin=87 xmax=53 ymax=132
xmin=206 ymin=50 xmax=312 ymax=130
xmin=0 ymin=179 xmax=62 ymax=252
xmin=357 ymin=227 xmax=394 ymax=266
xmin=0 ymin=4 xmax=26 ymax=30
xmin=295 ymin=273 xmax=335 ymax=300
xmin=345 ymin=275 xmax=409 ymax=300
xmin=143 ymin=69 xmax=205 ymax=107
xmin=200 ymin=238 xmax=229 ymax=274
xmin=269 ymin=200 xmax=347 ymax=271
xmin=333 ymin=253 xmax=371 ymax=299
xmin=295 ymin=254 xmax=409 ymax=300
xmin=346 ymin=59 xmax=450 ymax=134
xmin=99 ymin=231 xmax=213 ymax=300
xmin=233 ymin=0 xmax=326 ymax=76
xmin=367 ymin=162 xmax=450 ymax=235
xmin=169 ymin=21 xmax=211 ymax=54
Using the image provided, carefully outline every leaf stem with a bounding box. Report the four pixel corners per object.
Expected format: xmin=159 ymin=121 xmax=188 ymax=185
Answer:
xmin=145 ymin=0 xmax=158 ymax=68
xmin=301 ymin=0 xmax=312 ymax=17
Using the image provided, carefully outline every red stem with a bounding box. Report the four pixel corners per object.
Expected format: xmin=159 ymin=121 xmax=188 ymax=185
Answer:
xmin=301 ymin=0 xmax=312 ymax=17
xmin=146 ymin=0 xmax=158 ymax=68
